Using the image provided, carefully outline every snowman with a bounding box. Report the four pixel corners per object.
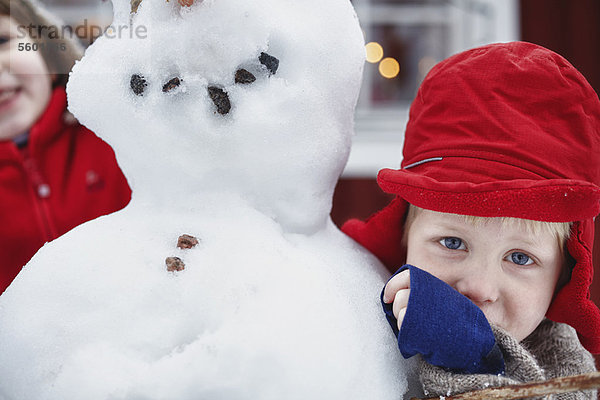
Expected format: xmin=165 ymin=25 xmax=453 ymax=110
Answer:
xmin=0 ymin=0 xmax=416 ymax=398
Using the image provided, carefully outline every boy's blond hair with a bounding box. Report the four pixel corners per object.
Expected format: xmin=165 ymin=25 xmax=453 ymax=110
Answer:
xmin=404 ymin=204 xmax=572 ymax=246
xmin=0 ymin=0 xmax=82 ymax=87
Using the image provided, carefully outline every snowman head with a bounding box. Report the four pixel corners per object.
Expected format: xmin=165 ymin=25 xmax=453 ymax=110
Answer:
xmin=67 ymin=0 xmax=365 ymax=233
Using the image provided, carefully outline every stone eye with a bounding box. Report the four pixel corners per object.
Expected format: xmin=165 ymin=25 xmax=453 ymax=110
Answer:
xmin=163 ymin=77 xmax=182 ymax=93
xmin=259 ymin=52 xmax=279 ymax=75
xmin=207 ymin=86 xmax=231 ymax=115
xmin=235 ymin=69 xmax=256 ymax=84
xmin=130 ymin=74 xmax=147 ymax=96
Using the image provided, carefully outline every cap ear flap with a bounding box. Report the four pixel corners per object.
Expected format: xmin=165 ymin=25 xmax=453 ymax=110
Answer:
xmin=547 ymin=219 xmax=600 ymax=353
xmin=342 ymin=197 xmax=408 ymax=273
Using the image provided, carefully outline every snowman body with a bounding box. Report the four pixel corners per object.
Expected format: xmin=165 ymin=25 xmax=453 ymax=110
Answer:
xmin=0 ymin=0 xmax=414 ymax=398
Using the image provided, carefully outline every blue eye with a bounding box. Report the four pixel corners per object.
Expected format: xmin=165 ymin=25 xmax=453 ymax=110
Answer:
xmin=440 ymin=237 xmax=464 ymax=250
xmin=509 ymin=252 xmax=533 ymax=266
xmin=0 ymin=36 xmax=9 ymax=46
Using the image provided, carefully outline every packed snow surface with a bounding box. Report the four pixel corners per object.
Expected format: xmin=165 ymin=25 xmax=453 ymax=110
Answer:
xmin=0 ymin=0 xmax=412 ymax=398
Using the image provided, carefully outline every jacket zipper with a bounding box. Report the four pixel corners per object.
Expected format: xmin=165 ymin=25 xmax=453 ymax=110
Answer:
xmin=19 ymin=147 xmax=57 ymax=242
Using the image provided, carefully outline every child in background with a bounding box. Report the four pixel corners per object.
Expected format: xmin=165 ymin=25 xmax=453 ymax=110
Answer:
xmin=0 ymin=0 xmax=131 ymax=293
xmin=342 ymin=41 xmax=600 ymax=398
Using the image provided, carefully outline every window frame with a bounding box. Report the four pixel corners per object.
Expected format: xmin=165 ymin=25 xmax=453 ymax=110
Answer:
xmin=345 ymin=0 xmax=520 ymax=177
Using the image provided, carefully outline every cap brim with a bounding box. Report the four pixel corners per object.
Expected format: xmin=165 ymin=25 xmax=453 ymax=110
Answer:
xmin=378 ymin=167 xmax=600 ymax=223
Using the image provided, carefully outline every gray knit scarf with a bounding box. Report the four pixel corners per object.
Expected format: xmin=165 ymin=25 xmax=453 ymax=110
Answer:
xmin=419 ymin=319 xmax=596 ymax=400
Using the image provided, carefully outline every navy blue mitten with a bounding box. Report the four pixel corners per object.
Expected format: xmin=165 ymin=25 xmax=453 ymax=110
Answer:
xmin=381 ymin=265 xmax=504 ymax=375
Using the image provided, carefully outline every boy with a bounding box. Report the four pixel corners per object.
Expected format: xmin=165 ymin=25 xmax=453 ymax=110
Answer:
xmin=342 ymin=41 xmax=600 ymax=398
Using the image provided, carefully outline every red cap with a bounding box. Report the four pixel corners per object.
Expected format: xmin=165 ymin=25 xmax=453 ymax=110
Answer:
xmin=343 ymin=42 xmax=600 ymax=352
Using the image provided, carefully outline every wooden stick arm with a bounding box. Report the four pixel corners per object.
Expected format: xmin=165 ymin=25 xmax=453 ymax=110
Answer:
xmin=412 ymin=372 xmax=600 ymax=400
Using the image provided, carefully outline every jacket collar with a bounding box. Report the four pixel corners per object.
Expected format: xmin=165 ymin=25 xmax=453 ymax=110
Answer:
xmin=29 ymin=87 xmax=68 ymax=149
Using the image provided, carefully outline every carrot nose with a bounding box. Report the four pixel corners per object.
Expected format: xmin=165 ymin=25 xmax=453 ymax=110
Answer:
xmin=133 ymin=0 xmax=196 ymax=14
xmin=131 ymin=0 xmax=141 ymax=14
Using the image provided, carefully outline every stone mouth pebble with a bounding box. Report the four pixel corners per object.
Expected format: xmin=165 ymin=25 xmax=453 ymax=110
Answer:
xmin=166 ymin=234 xmax=200 ymax=271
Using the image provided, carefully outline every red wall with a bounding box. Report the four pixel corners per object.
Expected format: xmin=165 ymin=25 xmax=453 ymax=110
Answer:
xmin=520 ymin=0 xmax=600 ymax=305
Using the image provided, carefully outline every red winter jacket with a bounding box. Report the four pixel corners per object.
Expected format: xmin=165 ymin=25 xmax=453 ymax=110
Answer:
xmin=0 ymin=87 xmax=131 ymax=293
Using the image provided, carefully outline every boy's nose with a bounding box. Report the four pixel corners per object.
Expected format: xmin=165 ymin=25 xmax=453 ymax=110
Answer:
xmin=452 ymin=264 xmax=500 ymax=306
